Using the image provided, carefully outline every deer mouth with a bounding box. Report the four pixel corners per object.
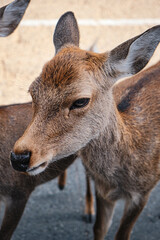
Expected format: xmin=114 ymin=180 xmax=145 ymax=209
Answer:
xmin=27 ymin=162 xmax=48 ymax=175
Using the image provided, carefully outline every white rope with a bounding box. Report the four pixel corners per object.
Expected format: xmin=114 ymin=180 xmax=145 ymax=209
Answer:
xmin=20 ymin=18 xmax=160 ymax=27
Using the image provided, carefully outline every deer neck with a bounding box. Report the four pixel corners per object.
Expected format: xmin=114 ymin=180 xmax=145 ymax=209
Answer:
xmin=80 ymin=92 xmax=132 ymax=184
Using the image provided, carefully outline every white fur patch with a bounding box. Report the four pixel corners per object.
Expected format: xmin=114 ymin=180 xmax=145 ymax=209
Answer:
xmin=131 ymin=192 xmax=141 ymax=206
xmin=27 ymin=165 xmax=46 ymax=176
xmin=27 ymin=152 xmax=54 ymax=176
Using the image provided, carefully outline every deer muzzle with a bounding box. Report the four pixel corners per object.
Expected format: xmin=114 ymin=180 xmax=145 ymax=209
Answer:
xmin=10 ymin=151 xmax=31 ymax=172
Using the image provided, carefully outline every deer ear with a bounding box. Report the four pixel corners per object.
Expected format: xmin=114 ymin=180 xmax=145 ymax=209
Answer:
xmin=106 ymin=25 xmax=160 ymax=80
xmin=53 ymin=11 xmax=80 ymax=54
xmin=0 ymin=0 xmax=30 ymax=37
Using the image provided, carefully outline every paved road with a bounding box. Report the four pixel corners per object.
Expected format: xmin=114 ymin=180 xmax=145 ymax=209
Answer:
xmin=1 ymin=158 xmax=160 ymax=240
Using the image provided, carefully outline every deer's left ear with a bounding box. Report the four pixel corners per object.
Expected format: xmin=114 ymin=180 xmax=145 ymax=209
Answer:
xmin=106 ymin=25 xmax=160 ymax=80
xmin=53 ymin=11 xmax=80 ymax=54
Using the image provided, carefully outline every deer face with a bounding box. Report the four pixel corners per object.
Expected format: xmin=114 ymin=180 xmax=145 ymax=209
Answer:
xmin=11 ymin=12 xmax=160 ymax=175
xmin=12 ymin=47 xmax=112 ymax=175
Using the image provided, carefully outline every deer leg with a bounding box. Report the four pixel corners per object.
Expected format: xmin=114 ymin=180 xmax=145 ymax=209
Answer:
xmin=58 ymin=170 xmax=67 ymax=190
xmin=84 ymin=174 xmax=94 ymax=222
xmin=0 ymin=194 xmax=29 ymax=240
xmin=94 ymin=192 xmax=115 ymax=240
xmin=115 ymin=195 xmax=148 ymax=240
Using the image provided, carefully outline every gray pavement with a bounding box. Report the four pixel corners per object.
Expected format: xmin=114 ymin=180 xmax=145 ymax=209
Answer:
xmin=1 ymin=158 xmax=160 ymax=240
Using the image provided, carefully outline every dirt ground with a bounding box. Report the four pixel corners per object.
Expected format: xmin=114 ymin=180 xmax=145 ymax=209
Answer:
xmin=0 ymin=0 xmax=160 ymax=104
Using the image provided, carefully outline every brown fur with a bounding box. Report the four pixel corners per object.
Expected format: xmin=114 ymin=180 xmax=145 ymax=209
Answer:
xmin=0 ymin=102 xmax=94 ymax=239
xmin=0 ymin=77 xmax=95 ymax=240
xmin=0 ymin=6 xmax=94 ymax=240
xmin=12 ymin=12 xmax=160 ymax=240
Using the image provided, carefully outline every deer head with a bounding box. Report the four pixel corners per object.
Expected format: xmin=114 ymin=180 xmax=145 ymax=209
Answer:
xmin=11 ymin=12 xmax=160 ymax=175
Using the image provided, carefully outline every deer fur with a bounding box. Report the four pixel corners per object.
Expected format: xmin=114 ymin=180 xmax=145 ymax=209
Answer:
xmin=0 ymin=102 xmax=77 ymax=240
xmin=0 ymin=4 xmax=94 ymax=238
xmin=11 ymin=12 xmax=160 ymax=240
xmin=0 ymin=102 xmax=94 ymax=240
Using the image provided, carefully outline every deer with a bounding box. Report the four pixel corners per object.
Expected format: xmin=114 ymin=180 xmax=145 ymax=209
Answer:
xmin=0 ymin=3 xmax=94 ymax=239
xmin=10 ymin=11 xmax=160 ymax=240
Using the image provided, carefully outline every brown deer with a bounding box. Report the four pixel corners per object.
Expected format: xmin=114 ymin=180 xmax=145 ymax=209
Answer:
xmin=0 ymin=2 xmax=94 ymax=238
xmin=11 ymin=12 xmax=160 ymax=240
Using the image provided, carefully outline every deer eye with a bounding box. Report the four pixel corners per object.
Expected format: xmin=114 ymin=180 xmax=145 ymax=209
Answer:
xmin=70 ymin=98 xmax=90 ymax=110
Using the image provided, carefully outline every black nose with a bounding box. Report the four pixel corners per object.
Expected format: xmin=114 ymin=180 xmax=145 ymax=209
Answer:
xmin=10 ymin=151 xmax=31 ymax=172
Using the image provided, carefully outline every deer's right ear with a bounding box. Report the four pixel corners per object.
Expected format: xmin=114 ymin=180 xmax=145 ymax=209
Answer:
xmin=53 ymin=12 xmax=80 ymax=54
xmin=0 ymin=0 xmax=30 ymax=37
xmin=106 ymin=25 xmax=160 ymax=81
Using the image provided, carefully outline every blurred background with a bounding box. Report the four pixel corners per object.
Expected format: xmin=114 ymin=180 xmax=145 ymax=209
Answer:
xmin=0 ymin=0 xmax=160 ymax=104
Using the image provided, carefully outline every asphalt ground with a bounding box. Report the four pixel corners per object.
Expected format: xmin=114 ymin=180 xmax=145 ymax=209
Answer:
xmin=0 ymin=158 xmax=159 ymax=240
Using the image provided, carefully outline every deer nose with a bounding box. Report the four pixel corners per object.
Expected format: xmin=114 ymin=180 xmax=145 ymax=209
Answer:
xmin=10 ymin=151 xmax=31 ymax=172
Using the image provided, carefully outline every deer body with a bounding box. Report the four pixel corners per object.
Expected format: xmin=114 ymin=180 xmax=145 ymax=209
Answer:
xmin=83 ymin=62 xmax=160 ymax=200
xmin=0 ymin=3 xmax=32 ymax=238
xmin=84 ymin=63 xmax=160 ymax=240
xmin=81 ymin=63 xmax=160 ymax=240
xmin=11 ymin=12 xmax=160 ymax=240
